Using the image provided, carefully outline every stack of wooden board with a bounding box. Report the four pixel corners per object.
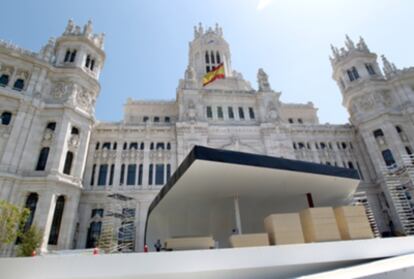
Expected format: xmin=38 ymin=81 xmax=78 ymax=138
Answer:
xmin=300 ymin=207 xmax=341 ymax=243
xmin=334 ymin=206 xmax=374 ymax=240
xmin=264 ymin=213 xmax=305 ymax=245
xmin=229 ymin=233 xmax=269 ymax=248
xmin=165 ymin=236 xmax=215 ymax=250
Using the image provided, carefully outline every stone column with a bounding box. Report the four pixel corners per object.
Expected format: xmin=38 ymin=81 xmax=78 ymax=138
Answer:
xmin=76 ymin=202 xmax=92 ymax=249
xmin=49 ymin=115 xmax=70 ymax=174
xmin=57 ymin=191 xmax=80 ymax=250
xmin=34 ymin=191 xmax=57 ymax=253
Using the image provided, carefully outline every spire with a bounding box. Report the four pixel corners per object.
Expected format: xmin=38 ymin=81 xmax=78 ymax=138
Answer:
xmin=357 ymin=36 xmax=369 ymax=52
xmin=64 ymin=19 xmax=75 ymax=35
xmin=345 ymin=34 xmax=355 ymax=50
xmin=83 ymin=19 xmax=93 ymax=37
xmin=198 ymin=22 xmax=203 ymax=35
xmin=330 ymin=44 xmax=340 ymax=59
xmin=381 ymin=55 xmax=397 ymax=76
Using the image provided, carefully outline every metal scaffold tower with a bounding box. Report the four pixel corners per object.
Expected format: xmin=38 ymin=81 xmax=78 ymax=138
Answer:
xmin=352 ymin=191 xmax=380 ymax=237
xmin=381 ymin=154 xmax=414 ymax=236
xmin=99 ymin=192 xmax=136 ymax=253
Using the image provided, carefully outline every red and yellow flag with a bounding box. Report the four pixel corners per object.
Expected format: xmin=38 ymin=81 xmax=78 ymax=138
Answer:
xmin=203 ymin=63 xmax=225 ymax=86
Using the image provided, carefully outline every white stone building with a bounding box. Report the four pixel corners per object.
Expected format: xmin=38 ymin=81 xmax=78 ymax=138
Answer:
xmin=0 ymin=20 xmax=413 ymax=255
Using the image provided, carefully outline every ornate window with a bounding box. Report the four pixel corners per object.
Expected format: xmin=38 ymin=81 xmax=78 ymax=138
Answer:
xmin=64 ymin=50 xmax=71 ymax=62
xmin=23 ymin=193 xmax=38 ymax=232
xmin=211 ymin=51 xmax=215 ymax=64
xmin=382 ymin=149 xmax=396 ymax=167
xmin=47 ymin=122 xmax=56 ymax=131
xmin=71 ymin=127 xmax=79 ymax=135
xmin=63 ymin=151 xmax=74 ymax=175
xmin=216 ymin=51 xmax=221 ymax=64
xmin=102 ymin=142 xmax=111 ymax=149
xmin=69 ymin=50 xmax=77 ymax=63
xmin=205 ymin=51 xmax=210 ymax=64
xmin=127 ymin=164 xmax=136 ymax=185
xmin=86 ymin=221 xmax=102 ymax=248
xmin=90 ymin=164 xmax=96 ymax=185
xmin=129 ymin=142 xmax=138 ymax=150
xmin=228 ymin=107 xmax=234 ymax=119
xmin=373 ymin=129 xmax=384 ymax=138
xmin=238 ymin=107 xmax=245 ymax=120
xmin=140 ymin=142 xmax=145 ymax=150
xmin=1 ymin=112 xmax=12 ymax=125
xmin=206 ymin=106 xmax=213 ymax=118
xmin=109 ymin=164 xmax=115 ymax=186
xmin=148 ymin=164 xmax=153 ymax=185
xmin=97 ymin=164 xmax=108 ymax=186
xmin=217 ymin=107 xmax=223 ymax=119
xmin=120 ymin=164 xmax=125 ymax=185
xmin=90 ymin=60 xmax=95 ymax=71
xmin=138 ymin=164 xmax=143 ymax=185
xmin=249 ymin=107 xmax=255 ymax=119
xmin=156 ymin=142 xmax=165 ymax=150
xmin=35 ymin=147 xmax=50 ymax=171
xmin=48 ymin=196 xmax=65 ymax=245
xmin=352 ymin=67 xmax=360 ymax=80
xmin=85 ymin=55 xmax=91 ymax=68
xmin=13 ymin=79 xmax=25 ymax=91
xmin=0 ymin=74 xmax=9 ymax=86
xmin=155 ymin=164 xmax=164 ymax=185
xmin=365 ymin=63 xmax=376 ymax=75
xmin=91 ymin=209 xmax=104 ymax=218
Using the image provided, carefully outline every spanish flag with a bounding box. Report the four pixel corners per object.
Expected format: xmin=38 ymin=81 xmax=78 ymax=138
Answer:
xmin=203 ymin=63 xmax=225 ymax=86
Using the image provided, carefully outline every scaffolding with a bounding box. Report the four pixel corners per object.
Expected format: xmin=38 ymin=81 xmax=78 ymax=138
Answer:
xmin=99 ymin=192 xmax=136 ymax=253
xmin=381 ymin=154 xmax=414 ymax=236
xmin=352 ymin=191 xmax=380 ymax=237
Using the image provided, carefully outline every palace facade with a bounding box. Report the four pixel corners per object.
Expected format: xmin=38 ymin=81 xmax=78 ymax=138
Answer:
xmin=1 ymin=20 xmax=414 ymax=255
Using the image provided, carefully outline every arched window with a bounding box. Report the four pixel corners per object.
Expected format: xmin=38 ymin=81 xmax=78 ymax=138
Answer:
xmin=86 ymin=221 xmax=102 ymax=248
xmin=211 ymin=51 xmax=215 ymax=64
xmin=140 ymin=142 xmax=145 ymax=150
xmin=23 ymin=193 xmax=39 ymax=232
xmin=0 ymin=74 xmax=9 ymax=86
xmin=373 ymin=129 xmax=384 ymax=138
xmin=1 ymin=112 xmax=12 ymax=125
xmin=13 ymin=79 xmax=25 ymax=91
xmin=47 ymin=122 xmax=56 ymax=131
xmin=90 ymin=60 xmax=95 ymax=71
xmin=382 ymin=149 xmax=396 ymax=167
xmin=352 ymin=67 xmax=360 ymax=79
xmin=85 ymin=55 xmax=91 ymax=68
xmin=35 ymin=147 xmax=50 ymax=171
xmin=48 ymin=196 xmax=65 ymax=245
xmin=70 ymin=50 xmax=77 ymax=63
xmin=64 ymin=50 xmax=71 ymax=62
xmin=63 ymin=151 xmax=74 ymax=175
xmin=216 ymin=51 xmax=221 ymax=64
xmin=205 ymin=51 xmax=210 ymax=63
xmin=71 ymin=127 xmax=79 ymax=135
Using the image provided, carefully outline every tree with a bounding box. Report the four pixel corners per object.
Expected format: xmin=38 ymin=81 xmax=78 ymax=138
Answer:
xmin=16 ymin=225 xmax=43 ymax=257
xmin=0 ymin=200 xmax=29 ymax=252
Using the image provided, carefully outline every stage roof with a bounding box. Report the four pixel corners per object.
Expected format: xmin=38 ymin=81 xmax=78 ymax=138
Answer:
xmin=145 ymin=146 xmax=360 ymax=247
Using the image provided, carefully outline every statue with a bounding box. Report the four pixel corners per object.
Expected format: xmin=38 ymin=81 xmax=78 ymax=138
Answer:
xmin=257 ymin=68 xmax=271 ymax=91
xmin=187 ymin=100 xmax=197 ymax=121
xmin=185 ymin=66 xmax=196 ymax=81
xmin=64 ymin=19 xmax=74 ymax=34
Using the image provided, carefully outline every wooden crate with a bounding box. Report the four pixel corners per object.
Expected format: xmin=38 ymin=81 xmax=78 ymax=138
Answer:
xmin=264 ymin=213 xmax=305 ymax=245
xmin=334 ymin=206 xmax=374 ymax=240
xmin=229 ymin=233 xmax=269 ymax=248
xmin=299 ymin=207 xmax=341 ymax=243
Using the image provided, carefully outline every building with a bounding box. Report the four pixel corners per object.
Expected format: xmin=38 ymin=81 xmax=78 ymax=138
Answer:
xmin=0 ymin=20 xmax=413 ymax=255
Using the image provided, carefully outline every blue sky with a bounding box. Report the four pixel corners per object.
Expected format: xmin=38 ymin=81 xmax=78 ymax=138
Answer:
xmin=1 ymin=0 xmax=413 ymax=124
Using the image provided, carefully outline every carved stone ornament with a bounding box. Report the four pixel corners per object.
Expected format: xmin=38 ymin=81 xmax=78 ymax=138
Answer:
xmin=51 ymin=82 xmax=68 ymax=100
xmin=257 ymin=68 xmax=271 ymax=91
xmin=267 ymin=102 xmax=278 ymax=121
xmin=68 ymin=134 xmax=80 ymax=149
xmin=187 ymin=101 xmax=197 ymax=121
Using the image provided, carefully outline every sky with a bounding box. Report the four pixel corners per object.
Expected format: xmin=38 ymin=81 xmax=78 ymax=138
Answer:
xmin=1 ymin=0 xmax=413 ymax=124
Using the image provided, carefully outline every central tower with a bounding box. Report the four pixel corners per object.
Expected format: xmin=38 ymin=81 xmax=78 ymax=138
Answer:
xmin=188 ymin=23 xmax=232 ymax=80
